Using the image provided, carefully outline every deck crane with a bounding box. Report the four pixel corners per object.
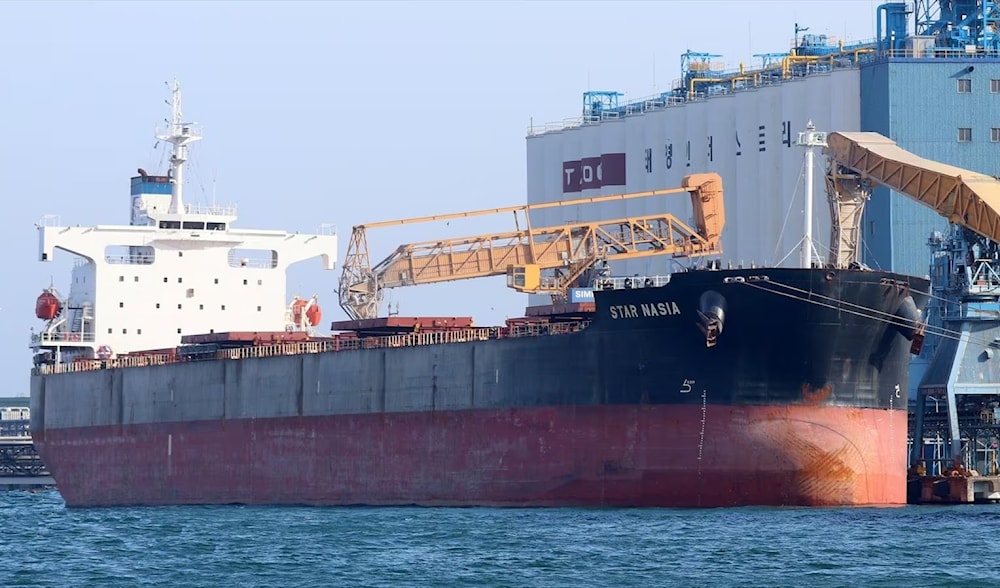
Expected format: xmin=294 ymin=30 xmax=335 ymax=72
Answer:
xmin=823 ymin=131 xmax=1000 ymax=469
xmin=338 ymin=173 xmax=725 ymax=321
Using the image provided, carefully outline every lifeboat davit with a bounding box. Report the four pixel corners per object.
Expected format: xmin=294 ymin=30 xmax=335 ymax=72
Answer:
xmin=35 ymin=290 xmax=62 ymax=320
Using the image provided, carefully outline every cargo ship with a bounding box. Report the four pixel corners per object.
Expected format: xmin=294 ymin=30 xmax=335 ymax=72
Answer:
xmin=27 ymin=82 xmax=933 ymax=507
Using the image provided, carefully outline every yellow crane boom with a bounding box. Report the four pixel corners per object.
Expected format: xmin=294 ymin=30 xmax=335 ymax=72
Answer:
xmin=338 ymin=173 xmax=724 ymax=321
xmin=824 ymin=132 xmax=1000 ymax=267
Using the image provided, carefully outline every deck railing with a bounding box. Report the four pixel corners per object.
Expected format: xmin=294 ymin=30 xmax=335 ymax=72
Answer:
xmin=33 ymin=321 xmax=592 ymax=376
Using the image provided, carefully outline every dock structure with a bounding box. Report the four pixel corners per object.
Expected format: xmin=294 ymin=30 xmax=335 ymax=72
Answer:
xmin=0 ymin=436 xmax=52 ymax=490
xmin=0 ymin=402 xmax=52 ymax=490
xmin=908 ymin=475 xmax=1000 ymax=505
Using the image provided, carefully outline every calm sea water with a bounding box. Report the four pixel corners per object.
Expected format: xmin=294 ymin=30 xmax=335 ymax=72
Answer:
xmin=3 ymin=490 xmax=1000 ymax=587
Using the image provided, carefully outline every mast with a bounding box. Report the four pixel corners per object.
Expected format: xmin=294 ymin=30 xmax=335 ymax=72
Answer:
xmin=156 ymin=81 xmax=202 ymax=216
xmin=796 ymin=121 xmax=827 ymax=268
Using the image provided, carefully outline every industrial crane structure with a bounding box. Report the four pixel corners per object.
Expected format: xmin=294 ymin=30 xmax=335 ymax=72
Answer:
xmin=821 ymin=131 xmax=1000 ymax=472
xmin=338 ymin=173 xmax=724 ymax=321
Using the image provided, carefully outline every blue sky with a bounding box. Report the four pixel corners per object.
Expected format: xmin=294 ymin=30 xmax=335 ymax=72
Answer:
xmin=3 ymin=0 xmax=880 ymax=393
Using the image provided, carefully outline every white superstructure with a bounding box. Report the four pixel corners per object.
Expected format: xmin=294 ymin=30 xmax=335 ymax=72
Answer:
xmin=31 ymin=82 xmax=337 ymax=364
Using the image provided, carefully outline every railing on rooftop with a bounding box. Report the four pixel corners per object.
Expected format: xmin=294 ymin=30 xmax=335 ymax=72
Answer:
xmin=527 ymin=40 xmax=1000 ymax=136
xmin=183 ymin=203 xmax=238 ymax=216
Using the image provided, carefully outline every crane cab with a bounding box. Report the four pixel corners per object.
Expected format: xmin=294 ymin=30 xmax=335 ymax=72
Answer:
xmin=506 ymin=265 xmax=541 ymax=292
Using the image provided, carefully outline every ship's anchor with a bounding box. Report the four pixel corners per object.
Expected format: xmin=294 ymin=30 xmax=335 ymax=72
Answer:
xmin=697 ymin=290 xmax=727 ymax=348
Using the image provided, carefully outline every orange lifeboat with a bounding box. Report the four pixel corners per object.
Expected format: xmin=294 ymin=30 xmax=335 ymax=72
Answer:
xmin=290 ymin=297 xmax=323 ymax=328
xmin=35 ymin=290 xmax=62 ymax=320
xmin=305 ymin=304 xmax=322 ymax=327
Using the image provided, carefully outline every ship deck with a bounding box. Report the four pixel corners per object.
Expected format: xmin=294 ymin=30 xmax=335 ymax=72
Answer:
xmin=33 ymin=320 xmax=593 ymax=376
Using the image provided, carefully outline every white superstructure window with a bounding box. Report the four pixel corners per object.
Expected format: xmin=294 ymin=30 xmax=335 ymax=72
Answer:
xmin=958 ymin=78 xmax=972 ymax=93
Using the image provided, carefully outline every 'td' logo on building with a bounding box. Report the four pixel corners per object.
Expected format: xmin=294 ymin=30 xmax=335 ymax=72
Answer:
xmin=562 ymin=153 xmax=626 ymax=193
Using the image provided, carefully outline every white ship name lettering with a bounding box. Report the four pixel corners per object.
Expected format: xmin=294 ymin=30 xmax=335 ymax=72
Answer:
xmin=609 ymin=301 xmax=680 ymax=319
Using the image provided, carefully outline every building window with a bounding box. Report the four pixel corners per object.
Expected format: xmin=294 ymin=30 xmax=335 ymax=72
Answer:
xmin=992 ymin=79 xmax=1000 ymax=93
xmin=119 ymin=302 xmax=124 ymax=308
xmin=221 ymin=305 xmax=226 ymax=311
xmin=199 ymin=304 xmax=204 ymax=310
xmin=214 ymin=278 xmax=219 ymax=284
xmin=177 ymin=303 xmax=183 ymax=309
xmin=178 ymin=251 xmax=183 ymax=257
xmin=122 ymin=329 xmax=127 ymax=334
xmin=992 ymin=128 xmax=1000 ymax=142
xmin=163 ymin=277 xmax=168 ymax=283
xmin=177 ymin=328 xmax=182 ymax=334
xmin=257 ymin=280 xmax=262 ymax=286
xmin=257 ymin=305 xmax=261 ymax=312
xmin=178 ymin=277 xmax=183 ymax=283
xmin=958 ymin=127 xmax=972 ymax=142
xmin=118 ymin=275 xmax=124 ymax=282
xmin=243 ymin=279 xmax=248 ymax=285
xmin=958 ymin=78 xmax=972 ymax=93
xmin=107 ymin=328 xmax=112 ymax=334
xmin=138 ymin=329 xmax=142 ymax=335
xmin=156 ymin=303 xmax=161 ymax=309
xmin=134 ymin=276 xmax=139 ymax=282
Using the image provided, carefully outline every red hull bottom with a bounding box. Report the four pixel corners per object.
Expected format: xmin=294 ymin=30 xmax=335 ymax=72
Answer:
xmin=34 ymin=404 xmax=908 ymax=507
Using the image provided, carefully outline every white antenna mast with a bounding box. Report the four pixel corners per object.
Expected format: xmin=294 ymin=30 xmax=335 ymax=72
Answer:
xmin=156 ymin=81 xmax=202 ymax=216
xmin=795 ymin=121 xmax=827 ymax=269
